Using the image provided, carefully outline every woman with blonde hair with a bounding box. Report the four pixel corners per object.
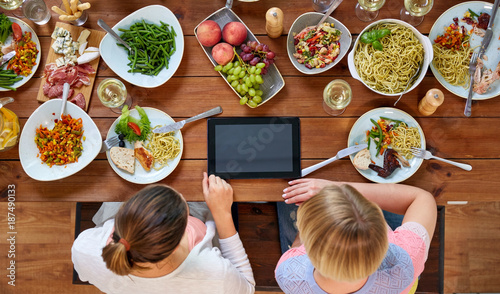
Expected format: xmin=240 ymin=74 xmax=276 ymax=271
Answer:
xmin=72 ymin=173 xmax=255 ymax=294
xmin=275 ymin=178 xmax=436 ymax=293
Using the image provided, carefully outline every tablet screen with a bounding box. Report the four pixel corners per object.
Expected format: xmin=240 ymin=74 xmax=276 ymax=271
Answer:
xmin=208 ymin=117 xmax=301 ymax=179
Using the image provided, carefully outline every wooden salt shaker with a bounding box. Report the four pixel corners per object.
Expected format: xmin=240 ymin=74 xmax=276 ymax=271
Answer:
xmin=266 ymin=7 xmax=283 ymax=38
xmin=418 ymin=88 xmax=444 ymax=116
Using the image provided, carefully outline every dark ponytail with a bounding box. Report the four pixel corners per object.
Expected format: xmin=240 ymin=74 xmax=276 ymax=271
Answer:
xmin=101 ymin=185 xmax=188 ymax=275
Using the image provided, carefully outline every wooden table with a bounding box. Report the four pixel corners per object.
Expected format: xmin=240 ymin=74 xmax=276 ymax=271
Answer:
xmin=0 ymin=0 xmax=499 ymax=206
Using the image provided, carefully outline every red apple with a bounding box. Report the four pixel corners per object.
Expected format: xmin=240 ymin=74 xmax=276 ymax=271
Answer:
xmin=197 ymin=20 xmax=222 ymax=47
xmin=212 ymin=43 xmax=234 ymax=65
xmin=222 ymin=22 xmax=247 ymax=46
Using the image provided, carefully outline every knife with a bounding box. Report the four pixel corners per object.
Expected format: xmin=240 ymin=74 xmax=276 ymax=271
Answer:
xmin=0 ymin=51 xmax=15 ymax=67
xmin=465 ymin=0 xmax=499 ymax=117
xmin=153 ymin=106 xmax=223 ymax=133
xmin=301 ymin=144 xmax=368 ymax=177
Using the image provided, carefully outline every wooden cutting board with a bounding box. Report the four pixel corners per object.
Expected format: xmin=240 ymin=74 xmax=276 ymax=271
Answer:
xmin=36 ymin=22 xmax=106 ymax=111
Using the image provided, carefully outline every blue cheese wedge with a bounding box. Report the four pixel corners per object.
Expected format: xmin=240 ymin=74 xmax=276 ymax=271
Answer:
xmin=51 ymin=26 xmax=81 ymax=67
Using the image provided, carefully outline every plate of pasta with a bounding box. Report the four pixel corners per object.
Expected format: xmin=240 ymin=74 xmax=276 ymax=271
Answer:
xmin=429 ymin=1 xmax=500 ymax=100
xmin=347 ymin=19 xmax=433 ymax=96
xmin=105 ymin=107 xmax=183 ymax=184
xmin=347 ymin=107 xmax=426 ymax=183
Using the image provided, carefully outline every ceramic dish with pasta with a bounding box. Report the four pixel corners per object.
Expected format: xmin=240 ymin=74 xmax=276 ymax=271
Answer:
xmin=348 ymin=107 xmax=426 ymax=184
xmin=429 ymin=1 xmax=500 ymax=100
xmin=347 ymin=19 xmax=433 ymax=97
xmin=105 ymin=107 xmax=183 ymax=184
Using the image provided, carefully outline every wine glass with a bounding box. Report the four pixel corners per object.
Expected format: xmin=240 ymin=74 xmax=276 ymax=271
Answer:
xmin=355 ymin=0 xmax=386 ymax=22
xmin=400 ymin=0 xmax=434 ymax=27
xmin=97 ymin=78 xmax=132 ymax=114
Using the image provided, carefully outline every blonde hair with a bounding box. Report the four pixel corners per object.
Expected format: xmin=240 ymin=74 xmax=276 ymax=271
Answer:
xmin=297 ymin=185 xmax=388 ymax=282
xmin=101 ymin=185 xmax=188 ymax=276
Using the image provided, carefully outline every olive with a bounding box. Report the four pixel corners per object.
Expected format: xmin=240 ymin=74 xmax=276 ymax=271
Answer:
xmin=119 ymin=140 xmax=125 ymax=147
xmin=118 ymin=134 xmax=125 ymax=140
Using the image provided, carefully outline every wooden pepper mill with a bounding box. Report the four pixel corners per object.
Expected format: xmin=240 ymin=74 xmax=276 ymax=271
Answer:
xmin=266 ymin=7 xmax=284 ymax=38
xmin=418 ymin=88 xmax=444 ymax=116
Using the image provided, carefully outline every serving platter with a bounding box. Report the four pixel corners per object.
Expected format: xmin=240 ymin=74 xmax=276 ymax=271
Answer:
xmin=0 ymin=17 xmax=41 ymax=91
xmin=105 ymin=107 xmax=183 ymax=184
xmin=194 ymin=7 xmax=285 ymax=108
xmin=99 ymin=5 xmax=184 ymax=88
xmin=18 ymin=99 xmax=102 ymax=181
xmin=348 ymin=107 xmax=426 ymax=184
xmin=429 ymin=1 xmax=500 ymax=100
xmin=36 ymin=22 xmax=106 ymax=111
xmin=287 ymin=12 xmax=352 ymax=75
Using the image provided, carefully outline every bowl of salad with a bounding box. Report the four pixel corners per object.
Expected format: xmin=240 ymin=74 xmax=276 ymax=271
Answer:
xmin=287 ymin=12 xmax=351 ymax=75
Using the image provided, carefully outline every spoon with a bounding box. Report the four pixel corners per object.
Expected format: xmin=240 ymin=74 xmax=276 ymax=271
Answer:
xmin=0 ymin=97 xmax=14 ymax=110
xmin=394 ymin=61 xmax=423 ymax=106
xmin=60 ymin=83 xmax=70 ymax=118
xmin=98 ymin=19 xmax=144 ymax=57
xmin=316 ymin=0 xmax=344 ymax=27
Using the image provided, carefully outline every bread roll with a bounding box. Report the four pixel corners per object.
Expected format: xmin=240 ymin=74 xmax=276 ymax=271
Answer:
xmin=353 ymin=149 xmax=371 ymax=170
xmin=110 ymin=147 xmax=135 ymax=174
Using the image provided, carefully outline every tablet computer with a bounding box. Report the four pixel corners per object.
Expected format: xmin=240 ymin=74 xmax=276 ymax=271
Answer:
xmin=207 ymin=117 xmax=301 ymax=179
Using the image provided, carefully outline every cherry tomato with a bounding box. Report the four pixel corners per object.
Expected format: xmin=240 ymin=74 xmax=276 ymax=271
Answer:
xmin=12 ymin=23 xmax=22 ymax=42
xmin=127 ymin=122 xmax=141 ymax=136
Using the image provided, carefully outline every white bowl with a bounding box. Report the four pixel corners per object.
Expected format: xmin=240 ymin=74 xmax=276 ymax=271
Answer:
xmin=347 ymin=19 xmax=433 ymax=96
xmin=287 ymin=12 xmax=352 ymax=75
xmin=19 ymin=99 xmax=102 ymax=181
xmin=99 ymin=5 xmax=184 ymax=88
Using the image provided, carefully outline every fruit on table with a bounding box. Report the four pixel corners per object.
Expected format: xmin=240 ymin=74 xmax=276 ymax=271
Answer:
xmin=222 ymin=22 xmax=247 ymax=46
xmin=0 ymin=107 xmax=20 ymax=151
xmin=212 ymin=42 xmax=235 ymax=65
xmin=197 ymin=20 xmax=222 ymax=47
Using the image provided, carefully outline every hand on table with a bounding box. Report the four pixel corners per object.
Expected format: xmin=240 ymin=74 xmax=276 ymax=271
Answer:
xmin=282 ymin=178 xmax=336 ymax=205
xmin=202 ymin=172 xmax=236 ymax=239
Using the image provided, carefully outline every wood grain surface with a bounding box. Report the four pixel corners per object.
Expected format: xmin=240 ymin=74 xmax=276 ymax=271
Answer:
xmin=35 ymin=22 xmax=105 ymax=111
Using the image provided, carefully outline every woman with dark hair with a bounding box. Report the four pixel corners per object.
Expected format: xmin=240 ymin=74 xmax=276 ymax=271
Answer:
xmin=72 ymin=173 xmax=255 ymax=294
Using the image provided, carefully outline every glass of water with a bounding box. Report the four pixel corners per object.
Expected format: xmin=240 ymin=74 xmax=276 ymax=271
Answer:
xmin=22 ymin=0 xmax=51 ymax=25
xmin=400 ymin=0 xmax=434 ymax=27
xmin=355 ymin=0 xmax=386 ymax=22
xmin=323 ymin=79 xmax=352 ymax=116
xmin=312 ymin=0 xmax=335 ymax=13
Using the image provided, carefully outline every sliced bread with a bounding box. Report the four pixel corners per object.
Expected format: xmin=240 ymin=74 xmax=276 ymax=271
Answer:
xmin=353 ymin=148 xmax=371 ymax=170
xmin=110 ymin=147 xmax=135 ymax=174
xmin=134 ymin=141 xmax=154 ymax=172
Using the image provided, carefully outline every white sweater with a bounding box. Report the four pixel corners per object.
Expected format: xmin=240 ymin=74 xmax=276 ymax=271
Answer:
xmin=72 ymin=219 xmax=255 ymax=294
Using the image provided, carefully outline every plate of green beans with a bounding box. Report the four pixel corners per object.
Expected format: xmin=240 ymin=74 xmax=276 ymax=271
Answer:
xmin=99 ymin=5 xmax=184 ymax=88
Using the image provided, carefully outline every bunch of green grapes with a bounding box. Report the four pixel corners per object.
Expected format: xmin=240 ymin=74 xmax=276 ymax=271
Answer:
xmin=214 ymin=58 xmax=265 ymax=108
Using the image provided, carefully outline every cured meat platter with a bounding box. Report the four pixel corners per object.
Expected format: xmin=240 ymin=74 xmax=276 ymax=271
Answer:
xmin=36 ymin=22 xmax=105 ymax=111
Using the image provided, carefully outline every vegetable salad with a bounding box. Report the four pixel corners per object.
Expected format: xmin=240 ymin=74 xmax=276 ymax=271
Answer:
xmin=293 ymin=22 xmax=342 ymax=69
xmin=35 ymin=114 xmax=84 ymax=167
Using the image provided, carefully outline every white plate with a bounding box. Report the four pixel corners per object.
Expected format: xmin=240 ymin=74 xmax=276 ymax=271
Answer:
xmin=99 ymin=5 xmax=184 ymax=88
xmin=429 ymin=1 xmax=500 ymax=100
xmin=105 ymin=107 xmax=183 ymax=184
xmin=347 ymin=107 xmax=426 ymax=184
xmin=18 ymin=99 xmax=102 ymax=181
xmin=0 ymin=17 xmax=41 ymax=91
xmin=287 ymin=12 xmax=352 ymax=75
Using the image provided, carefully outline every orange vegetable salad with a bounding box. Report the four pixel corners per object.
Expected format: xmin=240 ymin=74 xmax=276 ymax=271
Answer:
xmin=35 ymin=114 xmax=84 ymax=167
xmin=7 ymin=31 xmax=38 ymax=76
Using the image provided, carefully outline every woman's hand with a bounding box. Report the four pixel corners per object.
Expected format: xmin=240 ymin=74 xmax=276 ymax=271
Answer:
xmin=202 ymin=172 xmax=233 ymax=216
xmin=282 ymin=178 xmax=337 ymax=204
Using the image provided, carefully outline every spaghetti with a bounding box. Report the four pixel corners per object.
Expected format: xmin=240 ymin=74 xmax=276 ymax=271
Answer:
xmin=390 ymin=123 xmax=421 ymax=159
xmin=354 ymin=23 xmax=424 ymax=94
xmin=146 ymin=126 xmax=181 ymax=170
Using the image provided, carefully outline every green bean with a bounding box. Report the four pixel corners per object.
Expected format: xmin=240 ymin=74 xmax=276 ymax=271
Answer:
xmin=370 ymin=118 xmax=384 ymax=156
xmin=118 ymin=21 xmax=176 ymax=76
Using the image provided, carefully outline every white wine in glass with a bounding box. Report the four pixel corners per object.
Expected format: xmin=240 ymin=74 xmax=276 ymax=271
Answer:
xmin=356 ymin=0 xmax=386 ymax=22
xmin=0 ymin=0 xmax=23 ymax=10
xmin=323 ymin=80 xmax=352 ymax=116
xmin=400 ymin=0 xmax=434 ymax=26
xmin=98 ymin=78 xmax=131 ymax=113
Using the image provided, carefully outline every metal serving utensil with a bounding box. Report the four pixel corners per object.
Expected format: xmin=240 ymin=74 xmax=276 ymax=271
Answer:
xmin=394 ymin=60 xmax=423 ymax=106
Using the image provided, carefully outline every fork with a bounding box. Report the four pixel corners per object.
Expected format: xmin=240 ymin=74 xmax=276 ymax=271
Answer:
xmin=464 ymin=51 xmax=479 ymax=117
xmin=100 ymin=136 xmax=120 ymax=153
xmin=410 ymin=147 xmax=472 ymax=171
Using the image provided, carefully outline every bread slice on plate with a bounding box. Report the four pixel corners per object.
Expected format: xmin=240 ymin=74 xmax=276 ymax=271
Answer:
xmin=353 ymin=148 xmax=371 ymax=170
xmin=110 ymin=147 xmax=135 ymax=174
xmin=134 ymin=141 xmax=154 ymax=171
